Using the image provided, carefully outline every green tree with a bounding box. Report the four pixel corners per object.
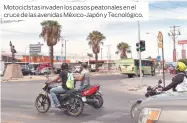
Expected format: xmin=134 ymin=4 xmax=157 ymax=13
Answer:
xmin=116 ymin=42 xmax=131 ymax=59
xmin=86 ymin=30 xmax=106 ymax=71
xmin=39 ymin=20 xmax=62 ymax=74
xmin=178 ymin=59 xmax=187 ymax=66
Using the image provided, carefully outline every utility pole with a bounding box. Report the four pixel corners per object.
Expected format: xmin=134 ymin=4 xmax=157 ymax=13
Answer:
xmin=61 ymin=38 xmax=63 ymax=62
xmin=168 ymin=26 xmax=181 ymax=62
xmin=106 ymin=45 xmax=111 ymax=70
xmin=135 ymin=0 xmax=143 ymax=85
xmin=138 ymin=21 xmax=143 ymax=85
xmin=64 ymin=40 xmax=67 ymax=63
xmin=101 ymin=48 xmax=103 ymax=60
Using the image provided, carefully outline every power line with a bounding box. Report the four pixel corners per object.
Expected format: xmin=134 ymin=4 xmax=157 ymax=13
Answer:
xmin=167 ymin=1 xmax=187 ymax=8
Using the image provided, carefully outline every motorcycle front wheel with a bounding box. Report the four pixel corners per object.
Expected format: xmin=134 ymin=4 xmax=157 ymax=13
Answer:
xmin=66 ymin=97 xmax=84 ymax=117
xmin=130 ymin=102 xmax=140 ymax=119
xmin=91 ymin=95 xmax=103 ymax=109
xmin=35 ymin=94 xmax=50 ymax=113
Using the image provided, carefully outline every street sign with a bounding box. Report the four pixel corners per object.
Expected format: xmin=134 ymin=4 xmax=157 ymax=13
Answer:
xmin=178 ymin=40 xmax=187 ymax=44
xmin=157 ymin=56 xmax=161 ymax=62
xmin=158 ymin=31 xmax=163 ymax=43
xmin=56 ymin=56 xmax=65 ymax=60
xmin=29 ymin=44 xmax=41 ymax=55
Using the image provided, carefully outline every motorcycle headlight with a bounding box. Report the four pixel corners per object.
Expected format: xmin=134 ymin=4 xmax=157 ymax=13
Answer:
xmin=138 ymin=108 xmax=161 ymax=123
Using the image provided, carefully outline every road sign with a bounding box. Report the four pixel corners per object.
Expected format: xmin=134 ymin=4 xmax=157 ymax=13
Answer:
xmin=178 ymin=40 xmax=187 ymax=44
xmin=157 ymin=56 xmax=161 ymax=62
xmin=158 ymin=31 xmax=163 ymax=43
xmin=29 ymin=44 xmax=41 ymax=55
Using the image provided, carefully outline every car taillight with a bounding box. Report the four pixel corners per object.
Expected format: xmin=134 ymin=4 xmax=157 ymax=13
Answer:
xmin=132 ymin=67 xmax=134 ymax=71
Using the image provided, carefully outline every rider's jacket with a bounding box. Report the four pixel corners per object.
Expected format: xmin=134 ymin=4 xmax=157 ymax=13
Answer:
xmin=163 ymin=72 xmax=187 ymax=91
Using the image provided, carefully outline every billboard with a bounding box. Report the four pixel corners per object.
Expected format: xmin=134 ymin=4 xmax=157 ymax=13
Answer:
xmin=178 ymin=40 xmax=187 ymax=44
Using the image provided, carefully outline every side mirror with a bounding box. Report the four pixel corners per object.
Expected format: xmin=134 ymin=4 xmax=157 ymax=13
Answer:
xmin=158 ymin=79 xmax=162 ymax=84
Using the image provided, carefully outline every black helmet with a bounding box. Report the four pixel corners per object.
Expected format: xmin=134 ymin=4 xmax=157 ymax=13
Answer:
xmin=81 ymin=62 xmax=87 ymax=68
xmin=61 ymin=63 xmax=68 ymax=70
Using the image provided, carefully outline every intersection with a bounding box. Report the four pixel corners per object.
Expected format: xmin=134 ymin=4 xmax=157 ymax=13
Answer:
xmin=1 ymin=74 xmax=173 ymax=123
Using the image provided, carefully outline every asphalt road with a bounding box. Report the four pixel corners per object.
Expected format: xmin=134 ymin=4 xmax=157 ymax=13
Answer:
xmin=1 ymin=74 xmax=170 ymax=123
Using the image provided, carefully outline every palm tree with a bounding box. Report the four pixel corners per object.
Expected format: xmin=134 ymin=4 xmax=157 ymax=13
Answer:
xmin=86 ymin=30 xmax=106 ymax=70
xmin=39 ymin=20 xmax=62 ymax=74
xmin=116 ymin=42 xmax=131 ymax=59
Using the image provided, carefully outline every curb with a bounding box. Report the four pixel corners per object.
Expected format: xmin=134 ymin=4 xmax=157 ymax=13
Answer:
xmin=1 ymin=76 xmax=48 ymax=82
xmin=90 ymin=73 xmax=121 ymax=76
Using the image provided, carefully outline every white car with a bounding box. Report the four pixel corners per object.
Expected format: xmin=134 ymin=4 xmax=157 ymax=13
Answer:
xmin=74 ymin=66 xmax=81 ymax=73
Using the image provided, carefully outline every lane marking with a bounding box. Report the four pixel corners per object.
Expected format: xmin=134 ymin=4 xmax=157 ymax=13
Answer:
xmin=17 ymin=114 xmax=39 ymax=120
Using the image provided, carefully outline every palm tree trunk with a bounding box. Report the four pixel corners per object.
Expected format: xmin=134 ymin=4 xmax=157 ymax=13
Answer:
xmin=95 ymin=53 xmax=98 ymax=72
xmin=50 ymin=46 xmax=54 ymax=74
xmin=123 ymin=48 xmax=127 ymax=58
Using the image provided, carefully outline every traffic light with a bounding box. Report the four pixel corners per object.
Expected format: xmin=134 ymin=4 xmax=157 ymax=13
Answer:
xmin=136 ymin=42 xmax=140 ymax=51
xmin=140 ymin=40 xmax=145 ymax=51
xmin=136 ymin=40 xmax=145 ymax=52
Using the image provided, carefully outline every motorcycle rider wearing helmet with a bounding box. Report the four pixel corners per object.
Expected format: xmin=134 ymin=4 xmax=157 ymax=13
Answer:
xmin=162 ymin=62 xmax=187 ymax=92
xmin=74 ymin=62 xmax=90 ymax=89
xmin=46 ymin=63 xmax=70 ymax=108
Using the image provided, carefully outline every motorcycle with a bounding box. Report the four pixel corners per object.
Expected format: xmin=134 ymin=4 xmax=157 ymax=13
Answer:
xmin=35 ymin=76 xmax=84 ymax=117
xmin=130 ymin=79 xmax=164 ymax=119
xmin=80 ymin=84 xmax=103 ymax=109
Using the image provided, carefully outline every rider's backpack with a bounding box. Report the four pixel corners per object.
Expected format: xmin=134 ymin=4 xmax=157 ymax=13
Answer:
xmin=66 ymin=72 xmax=75 ymax=89
xmin=176 ymin=73 xmax=187 ymax=91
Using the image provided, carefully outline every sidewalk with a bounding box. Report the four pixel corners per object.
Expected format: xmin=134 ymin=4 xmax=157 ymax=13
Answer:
xmin=90 ymin=71 xmax=121 ymax=76
xmin=108 ymin=77 xmax=171 ymax=95
xmin=1 ymin=75 xmax=50 ymax=82
xmin=1 ymin=71 xmax=121 ymax=82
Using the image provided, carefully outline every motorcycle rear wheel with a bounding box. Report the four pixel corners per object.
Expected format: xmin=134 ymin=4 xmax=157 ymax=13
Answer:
xmin=66 ymin=97 xmax=84 ymax=117
xmin=91 ymin=95 xmax=103 ymax=109
xmin=35 ymin=94 xmax=50 ymax=113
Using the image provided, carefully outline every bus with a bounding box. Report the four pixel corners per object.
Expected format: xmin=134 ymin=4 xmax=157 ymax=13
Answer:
xmin=119 ymin=58 xmax=155 ymax=78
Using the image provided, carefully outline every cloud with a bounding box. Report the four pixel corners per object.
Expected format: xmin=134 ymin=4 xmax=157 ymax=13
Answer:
xmin=1 ymin=3 xmax=187 ymax=61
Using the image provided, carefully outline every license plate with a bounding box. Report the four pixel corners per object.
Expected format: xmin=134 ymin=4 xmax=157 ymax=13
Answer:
xmin=82 ymin=97 xmax=87 ymax=102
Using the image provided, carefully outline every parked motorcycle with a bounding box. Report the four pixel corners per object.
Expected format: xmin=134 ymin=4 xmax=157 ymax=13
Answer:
xmin=35 ymin=76 xmax=84 ymax=117
xmin=130 ymin=79 xmax=164 ymax=119
xmin=80 ymin=84 xmax=103 ymax=108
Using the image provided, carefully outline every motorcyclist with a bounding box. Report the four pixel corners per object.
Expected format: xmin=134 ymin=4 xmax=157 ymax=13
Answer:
xmin=162 ymin=62 xmax=187 ymax=92
xmin=74 ymin=62 xmax=90 ymax=90
xmin=46 ymin=63 xmax=70 ymax=108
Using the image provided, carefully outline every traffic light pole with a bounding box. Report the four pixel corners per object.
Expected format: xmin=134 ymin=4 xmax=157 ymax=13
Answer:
xmin=138 ymin=21 xmax=143 ymax=85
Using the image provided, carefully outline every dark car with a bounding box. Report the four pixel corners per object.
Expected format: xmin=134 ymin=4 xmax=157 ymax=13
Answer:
xmin=133 ymin=91 xmax=187 ymax=123
xmin=21 ymin=68 xmax=32 ymax=76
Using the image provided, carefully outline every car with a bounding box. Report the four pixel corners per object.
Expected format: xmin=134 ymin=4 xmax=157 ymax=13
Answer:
xmin=132 ymin=91 xmax=187 ymax=123
xmin=21 ymin=68 xmax=32 ymax=76
xmin=39 ymin=67 xmax=51 ymax=75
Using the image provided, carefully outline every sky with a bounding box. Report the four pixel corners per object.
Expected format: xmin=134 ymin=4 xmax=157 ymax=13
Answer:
xmin=0 ymin=0 xmax=187 ymax=62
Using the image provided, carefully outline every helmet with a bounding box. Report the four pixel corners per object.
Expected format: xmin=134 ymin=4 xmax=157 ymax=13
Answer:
xmin=61 ymin=63 xmax=68 ymax=70
xmin=81 ymin=62 xmax=87 ymax=68
xmin=176 ymin=62 xmax=186 ymax=72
